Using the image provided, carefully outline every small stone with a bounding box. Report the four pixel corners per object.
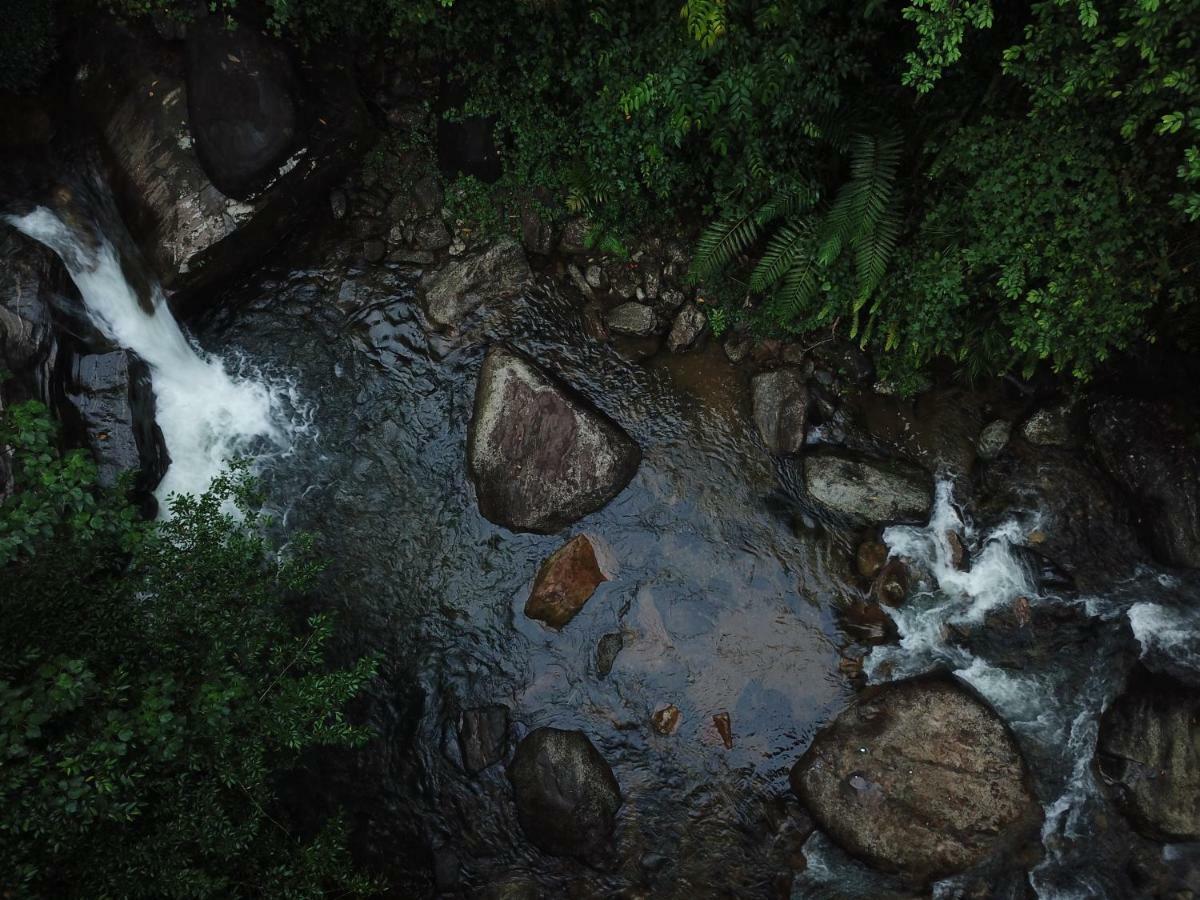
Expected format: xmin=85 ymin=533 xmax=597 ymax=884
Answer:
xmin=871 ymin=558 xmax=910 ymax=607
xmin=978 ymin=419 xmax=1012 ymax=460
xmin=386 ymin=248 xmax=435 ymax=266
xmin=724 ymin=333 xmax=752 ymax=363
xmin=855 ymin=541 xmax=889 ymax=580
xmin=412 ymin=216 xmax=452 ymax=251
xmin=1021 ymin=404 xmax=1076 ymax=447
xmin=658 ymin=287 xmax=686 ymax=314
xmin=605 ymin=302 xmax=657 ymax=336
xmin=651 ymin=704 xmax=682 ymax=735
xmin=642 ymin=269 xmax=660 ymax=300
xmin=449 ymin=235 xmax=467 ymax=256
xmin=363 ymin=239 xmax=386 ymax=263
xmin=585 ymin=264 xmax=607 ymax=290
xmin=713 ymin=712 xmax=734 ymax=749
xmin=666 ymin=303 xmax=707 ymax=353
xmin=752 ymin=368 xmax=809 ymax=456
xmin=329 ymin=188 xmax=348 ymax=220
xmin=596 ymin=632 xmax=623 ymax=677
xmin=608 ymin=265 xmax=639 ymax=300
xmin=567 ymin=263 xmax=595 ymax=299
xmin=525 ymin=535 xmax=607 ymax=629
xmin=782 ymin=344 xmax=807 ymax=366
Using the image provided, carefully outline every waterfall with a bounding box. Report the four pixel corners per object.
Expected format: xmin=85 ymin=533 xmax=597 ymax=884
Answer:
xmin=5 ymin=204 xmax=303 ymax=507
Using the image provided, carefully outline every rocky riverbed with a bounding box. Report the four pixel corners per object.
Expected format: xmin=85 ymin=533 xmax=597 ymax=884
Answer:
xmin=4 ymin=12 xmax=1200 ymax=899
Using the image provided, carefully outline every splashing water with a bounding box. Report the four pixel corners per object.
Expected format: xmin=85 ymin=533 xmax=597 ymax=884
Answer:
xmin=6 ymin=205 xmax=305 ymax=506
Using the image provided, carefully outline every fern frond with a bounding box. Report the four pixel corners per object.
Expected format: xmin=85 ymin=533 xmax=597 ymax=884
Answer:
xmin=750 ymin=220 xmax=813 ymax=292
xmin=854 ymin=194 xmax=903 ymax=301
xmin=755 ymin=185 xmax=819 ymax=225
xmin=773 ymin=254 xmax=820 ymax=318
xmin=689 ymin=210 xmax=762 ymax=281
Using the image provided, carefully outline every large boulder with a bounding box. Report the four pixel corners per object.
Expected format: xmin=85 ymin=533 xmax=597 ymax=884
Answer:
xmin=184 ymin=17 xmax=297 ymax=198
xmin=74 ymin=22 xmax=367 ymax=300
xmin=419 ymin=239 xmax=530 ymax=328
xmin=791 ymin=679 xmax=1040 ymax=884
xmin=507 ymin=728 xmax=622 ymax=861
xmin=804 ymin=453 xmax=931 ymax=525
xmin=977 ymin=444 xmax=1145 ymax=590
xmin=525 ymin=534 xmax=607 ymax=629
xmin=467 ymin=348 xmax=640 ymax=533
xmin=752 ymin=367 xmax=809 ymax=456
xmin=0 ymin=231 xmax=57 ymax=387
xmin=1090 ymin=396 xmax=1200 ymax=569
xmin=1098 ymin=668 xmax=1200 ymax=841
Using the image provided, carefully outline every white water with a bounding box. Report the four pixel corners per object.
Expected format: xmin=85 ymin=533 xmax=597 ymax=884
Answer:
xmin=6 ymin=206 xmax=303 ymax=506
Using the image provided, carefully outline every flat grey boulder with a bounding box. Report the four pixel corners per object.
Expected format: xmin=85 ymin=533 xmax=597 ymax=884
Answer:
xmin=804 ymin=453 xmax=931 ymax=524
xmin=507 ymin=727 xmax=622 ymax=861
xmin=467 ymin=347 xmax=640 ymax=533
xmin=604 ymin=302 xmax=656 ymax=336
xmin=420 ymin=238 xmax=530 ymax=328
xmin=791 ymin=679 xmax=1040 ymax=884
xmin=752 ymin=367 xmax=809 ymax=456
xmin=1099 ymin=668 xmax=1200 ymax=841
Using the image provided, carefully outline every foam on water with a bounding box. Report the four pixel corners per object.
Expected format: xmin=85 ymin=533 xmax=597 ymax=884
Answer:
xmin=1128 ymin=601 xmax=1200 ymax=671
xmin=6 ymin=206 xmax=305 ymax=506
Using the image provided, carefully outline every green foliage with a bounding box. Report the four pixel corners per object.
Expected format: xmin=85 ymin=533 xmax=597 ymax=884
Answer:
xmin=0 ymin=402 xmax=379 ymax=899
xmin=0 ymin=0 xmax=54 ymax=92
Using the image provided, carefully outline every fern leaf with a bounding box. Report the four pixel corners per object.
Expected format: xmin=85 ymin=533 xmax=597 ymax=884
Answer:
xmin=750 ymin=220 xmax=813 ymax=292
xmin=690 ymin=210 xmax=762 ymax=281
xmin=854 ymin=195 xmax=903 ymax=301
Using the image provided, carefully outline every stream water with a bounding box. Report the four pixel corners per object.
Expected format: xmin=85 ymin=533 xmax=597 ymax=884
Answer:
xmin=7 ymin=179 xmax=1200 ymax=897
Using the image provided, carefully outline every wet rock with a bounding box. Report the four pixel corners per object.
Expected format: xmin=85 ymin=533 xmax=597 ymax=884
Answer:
xmin=458 ymin=705 xmax=509 ymax=774
xmin=595 ymin=633 xmax=624 ymax=676
xmin=791 ymin=678 xmax=1040 ymax=884
xmin=584 ymin=264 xmax=607 ymax=291
xmin=1090 ymin=397 xmax=1200 ymax=569
xmin=362 ymin=239 xmax=386 ymax=263
xmin=64 ymin=350 xmax=153 ymax=489
xmin=804 ymin=454 xmax=932 ymax=525
xmin=870 ymin=558 xmax=910 ymax=606
xmin=838 ymin=596 xmax=896 ymax=644
xmin=411 ymin=216 xmax=451 ymax=252
xmin=608 ymin=265 xmax=639 ymax=301
xmin=596 ymin=632 xmax=623 ymax=677
xmin=855 ymin=541 xmax=889 ymax=580
xmin=467 ymin=347 xmax=641 ymax=533
xmin=1020 ymin=403 xmax=1077 ymax=447
xmin=752 ymin=368 xmax=809 ymax=456
xmin=605 ymin=302 xmax=656 ymax=337
xmin=386 ymin=248 xmax=435 ymax=266
xmin=185 ymin=17 xmax=297 ymax=198
xmin=1099 ymin=668 xmax=1200 ymax=841
xmin=519 ymin=204 xmax=556 ymax=256
xmin=329 ymin=188 xmax=348 ymax=220
xmin=946 ymin=530 xmax=969 ymax=571
xmin=657 ymin=288 xmax=686 ymax=315
xmin=666 ymin=303 xmax=707 ymax=353
xmin=977 ymin=419 xmax=1012 ymax=461
xmin=0 ymin=232 xmax=57 ymax=381
xmin=558 ymin=217 xmax=590 ymax=255
xmin=724 ymin=332 xmax=752 ymax=364
xmin=419 ymin=238 xmax=530 ymax=328
xmin=525 ymin=534 xmax=607 ymax=629
xmin=650 ymin=705 xmax=682 ymax=735
xmin=507 ymin=728 xmax=622 ymax=861
xmin=713 ymin=712 xmax=734 ymax=749
xmin=978 ymin=445 xmax=1145 ymax=590
xmin=566 ymin=263 xmax=594 ymax=300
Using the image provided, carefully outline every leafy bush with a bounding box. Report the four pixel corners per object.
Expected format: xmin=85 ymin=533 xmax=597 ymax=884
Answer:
xmin=0 ymin=401 xmax=379 ymax=899
xmin=0 ymin=0 xmax=54 ymax=93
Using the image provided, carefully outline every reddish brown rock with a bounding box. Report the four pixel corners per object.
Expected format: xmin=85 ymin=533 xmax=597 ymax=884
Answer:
xmin=651 ymin=704 xmax=682 ymax=735
xmin=946 ymin=530 xmax=969 ymax=571
xmin=855 ymin=541 xmax=889 ymax=580
xmin=525 ymin=535 xmax=607 ymax=629
xmin=871 ymin=558 xmax=911 ymax=607
xmin=713 ymin=712 xmax=734 ymax=749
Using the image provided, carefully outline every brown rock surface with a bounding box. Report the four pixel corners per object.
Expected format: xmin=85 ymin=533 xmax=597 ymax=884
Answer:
xmin=525 ymin=535 xmax=607 ymax=629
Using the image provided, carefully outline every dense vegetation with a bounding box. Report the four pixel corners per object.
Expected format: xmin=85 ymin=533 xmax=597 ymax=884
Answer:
xmin=8 ymin=1 xmax=1197 ymax=387
xmin=0 ymin=401 xmax=378 ymax=899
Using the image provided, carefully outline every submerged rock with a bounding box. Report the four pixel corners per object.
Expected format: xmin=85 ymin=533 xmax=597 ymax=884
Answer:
xmin=184 ymin=17 xmax=297 ymax=198
xmin=467 ymin=347 xmax=641 ymax=533
xmin=1098 ymin=668 xmax=1200 ymax=841
xmin=419 ymin=238 xmax=530 ymax=328
xmin=855 ymin=540 xmax=889 ymax=580
xmin=525 ymin=534 xmax=607 ymax=629
xmin=791 ymin=678 xmax=1040 ymax=884
xmin=804 ymin=453 xmax=931 ymax=525
xmin=605 ymin=301 xmax=656 ymax=337
xmin=595 ymin=632 xmax=623 ymax=677
xmin=977 ymin=419 xmax=1012 ymax=461
xmin=1090 ymin=396 xmax=1200 ymax=569
xmin=458 ymin=705 xmax=509 ymax=774
xmin=650 ymin=704 xmax=682 ymax=735
xmin=507 ymin=728 xmax=622 ymax=861
xmin=870 ymin=557 xmax=910 ymax=606
xmin=752 ymin=368 xmax=809 ymax=456
xmin=712 ymin=712 xmax=733 ymax=749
